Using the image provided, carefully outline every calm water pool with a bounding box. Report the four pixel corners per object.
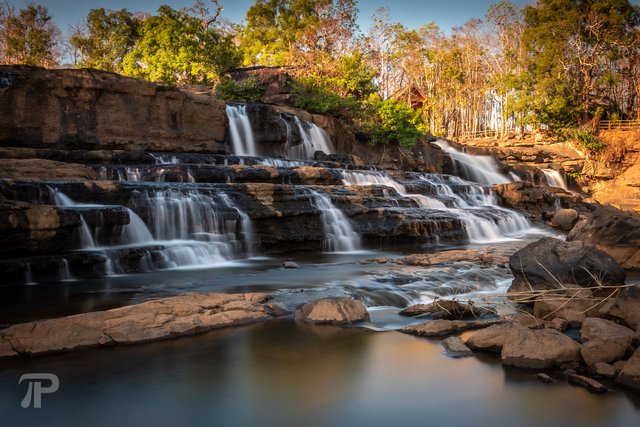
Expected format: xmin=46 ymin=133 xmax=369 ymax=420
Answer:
xmin=1 ymin=319 xmax=638 ymax=427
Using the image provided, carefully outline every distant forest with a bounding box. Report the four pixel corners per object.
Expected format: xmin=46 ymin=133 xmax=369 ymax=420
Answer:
xmin=1 ymin=0 xmax=639 ymax=146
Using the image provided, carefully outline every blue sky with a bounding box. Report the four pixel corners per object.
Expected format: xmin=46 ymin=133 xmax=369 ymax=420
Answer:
xmin=15 ymin=0 xmax=535 ymax=34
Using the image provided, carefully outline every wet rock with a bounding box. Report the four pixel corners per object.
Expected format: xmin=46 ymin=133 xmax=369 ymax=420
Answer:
xmin=295 ymin=297 xmax=369 ymax=325
xmin=568 ymin=374 xmax=608 ymax=394
xmin=264 ymin=302 xmax=291 ymax=317
xmin=501 ymin=327 xmax=582 ymax=369
xmin=508 ymin=237 xmax=626 ymax=294
xmin=0 ymin=293 xmax=271 ymax=357
xmin=0 ymin=337 xmax=18 ymax=359
xmin=441 ymin=336 xmax=473 ymax=358
xmin=400 ymin=319 xmax=500 ymax=338
xmin=397 ymin=249 xmax=508 ymax=267
xmin=617 ymin=347 xmax=640 ymax=391
xmin=550 ymin=208 xmax=579 ymax=230
xmin=0 ymin=158 xmax=98 ymax=180
xmin=282 ymin=260 xmax=300 ymax=269
xmin=493 ymin=181 xmax=558 ymax=219
xmin=599 ymin=285 xmax=640 ymax=331
xmin=580 ymin=317 xmax=637 ymax=366
xmin=536 ymin=373 xmax=554 ymax=383
xmin=466 ymin=323 xmax=513 ymax=352
xmin=399 ymin=300 xmax=495 ymax=319
xmin=567 ymin=204 xmax=640 ymax=270
xmin=589 ymin=362 xmax=616 ymax=379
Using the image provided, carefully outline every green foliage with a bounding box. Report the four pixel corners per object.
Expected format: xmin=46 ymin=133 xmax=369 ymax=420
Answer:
xmin=291 ymin=76 xmax=360 ymax=119
xmin=367 ymin=97 xmax=425 ymax=148
xmin=214 ymin=76 xmax=266 ymax=103
xmin=70 ymin=8 xmax=140 ymax=72
xmin=121 ymin=5 xmax=241 ymax=85
xmin=2 ymin=4 xmax=59 ymax=67
xmin=574 ymin=129 xmax=606 ymax=152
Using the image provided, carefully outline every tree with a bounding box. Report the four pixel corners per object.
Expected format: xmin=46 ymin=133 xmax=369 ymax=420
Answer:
xmin=1 ymin=2 xmax=60 ymax=67
xmin=240 ymin=0 xmax=357 ymax=67
xmin=121 ymin=5 xmax=241 ymax=84
xmin=70 ymin=8 xmax=141 ymax=72
xmin=523 ymin=0 xmax=640 ymax=126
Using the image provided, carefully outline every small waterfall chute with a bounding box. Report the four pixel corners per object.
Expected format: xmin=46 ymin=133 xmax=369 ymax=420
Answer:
xmin=433 ymin=139 xmax=512 ymax=185
xmin=541 ymin=169 xmax=568 ymax=190
xmin=309 ymin=189 xmax=360 ymax=252
xmin=226 ymin=104 xmax=258 ymax=156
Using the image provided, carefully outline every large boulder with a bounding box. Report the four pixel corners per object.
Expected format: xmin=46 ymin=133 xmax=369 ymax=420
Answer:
xmin=508 ymin=237 xmax=626 ymax=294
xmin=501 ymin=327 xmax=582 ymax=369
xmin=550 ymin=208 xmax=579 ymax=230
xmin=567 ymin=204 xmax=640 ymax=270
xmin=617 ymin=347 xmax=640 ymax=391
xmin=580 ymin=317 xmax=637 ymax=366
xmin=599 ymin=285 xmax=640 ymax=331
xmin=466 ymin=323 xmax=513 ymax=352
xmin=533 ymin=289 xmax=605 ymax=326
xmin=295 ymin=297 xmax=369 ymax=325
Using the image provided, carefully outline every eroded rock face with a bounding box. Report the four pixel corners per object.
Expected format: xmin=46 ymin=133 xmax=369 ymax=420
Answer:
xmin=0 ymin=292 xmax=273 ymax=357
xmin=294 ymin=297 xmax=369 ymax=325
xmin=0 ymin=66 xmax=227 ymax=153
xmin=567 ymin=204 xmax=640 ymax=270
xmin=501 ymin=327 xmax=581 ymax=369
xmin=493 ymin=182 xmax=557 ymax=219
xmin=508 ymin=237 xmax=626 ymax=293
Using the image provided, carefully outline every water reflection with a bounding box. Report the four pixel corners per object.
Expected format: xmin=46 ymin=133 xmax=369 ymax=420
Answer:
xmin=0 ymin=320 xmax=637 ymax=426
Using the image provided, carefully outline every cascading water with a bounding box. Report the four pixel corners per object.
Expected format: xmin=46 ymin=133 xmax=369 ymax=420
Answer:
xmin=46 ymin=186 xmax=255 ymax=277
xmin=309 ymin=190 xmax=360 ymax=252
xmin=341 ymin=170 xmax=531 ymax=243
xmin=541 ymin=169 xmax=568 ymax=190
xmin=432 ymin=139 xmax=513 ymax=185
xmin=226 ymin=104 xmax=258 ymax=156
xmin=287 ymin=117 xmax=335 ymax=159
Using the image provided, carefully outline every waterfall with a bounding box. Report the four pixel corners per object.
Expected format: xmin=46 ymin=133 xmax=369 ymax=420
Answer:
xmin=541 ymin=169 xmax=568 ymax=190
xmin=341 ymin=170 xmax=446 ymax=208
xmin=48 ymin=187 xmax=255 ymax=275
xmin=287 ymin=117 xmax=335 ymax=159
xmin=341 ymin=170 xmax=531 ymax=243
xmin=432 ymin=139 xmax=512 ymax=185
xmin=226 ymin=104 xmax=257 ymax=156
xmin=60 ymin=258 xmax=74 ymax=281
xmin=309 ymin=190 xmax=360 ymax=252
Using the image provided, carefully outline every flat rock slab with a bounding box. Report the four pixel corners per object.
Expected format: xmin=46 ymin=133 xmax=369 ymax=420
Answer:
xmin=400 ymin=319 xmax=501 ymax=338
xmin=0 ymin=292 xmax=273 ymax=358
xmin=400 ymin=300 xmax=496 ymax=319
xmin=441 ymin=336 xmax=473 ymax=358
xmin=295 ymin=297 xmax=369 ymax=325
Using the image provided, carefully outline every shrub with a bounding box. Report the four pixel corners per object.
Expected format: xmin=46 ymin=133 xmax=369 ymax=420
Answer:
xmin=214 ymin=76 xmax=266 ymax=103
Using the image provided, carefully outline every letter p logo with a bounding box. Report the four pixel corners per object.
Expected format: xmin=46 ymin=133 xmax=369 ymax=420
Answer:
xmin=19 ymin=373 xmax=59 ymax=408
